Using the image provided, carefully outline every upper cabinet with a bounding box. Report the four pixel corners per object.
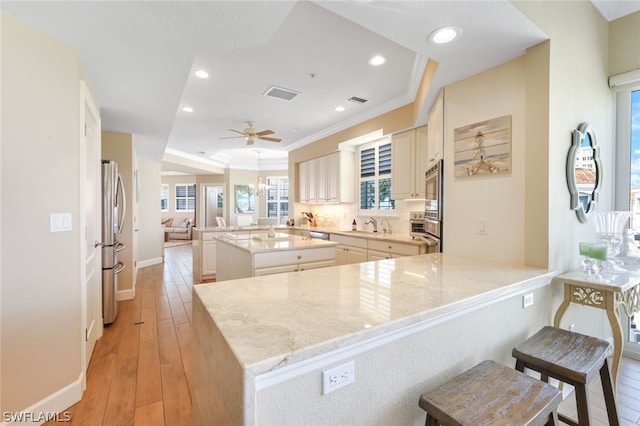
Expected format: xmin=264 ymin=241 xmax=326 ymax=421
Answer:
xmin=298 ymin=151 xmax=354 ymax=203
xmin=391 ymin=125 xmax=428 ymax=200
xmin=426 ymin=89 xmax=444 ymax=167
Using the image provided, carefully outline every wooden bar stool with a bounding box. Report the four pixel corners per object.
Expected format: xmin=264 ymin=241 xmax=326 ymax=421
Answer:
xmin=418 ymin=360 xmax=562 ymax=426
xmin=512 ymin=326 xmax=619 ymax=426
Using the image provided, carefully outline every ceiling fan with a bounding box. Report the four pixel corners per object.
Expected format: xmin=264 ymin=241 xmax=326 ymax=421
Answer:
xmin=220 ymin=121 xmax=281 ymax=145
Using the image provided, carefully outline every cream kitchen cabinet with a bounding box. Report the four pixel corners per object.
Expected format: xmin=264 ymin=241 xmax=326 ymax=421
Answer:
xmin=367 ymin=239 xmax=425 ymax=261
xmin=298 ymin=158 xmax=317 ymax=203
xmin=331 ymin=234 xmax=368 ymax=265
xmin=426 ymin=89 xmax=444 ymax=167
xmin=316 ymin=151 xmax=354 ymax=203
xmin=391 ymin=125 xmax=428 ymax=200
xmin=298 ymin=151 xmax=354 ymax=204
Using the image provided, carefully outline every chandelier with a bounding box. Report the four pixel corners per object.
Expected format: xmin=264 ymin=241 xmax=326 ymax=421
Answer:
xmin=253 ymin=150 xmax=269 ymax=197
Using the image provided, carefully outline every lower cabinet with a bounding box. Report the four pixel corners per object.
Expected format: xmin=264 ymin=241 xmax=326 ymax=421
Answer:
xmin=335 ymin=245 xmax=368 ymax=265
xmin=202 ymin=239 xmax=217 ymax=276
xmin=254 ymin=259 xmax=335 ymax=276
xmin=331 ymin=233 xmax=427 ymax=265
xmin=331 ymin=234 xmax=369 ymax=266
xmin=367 ymin=239 xmax=424 ymax=261
xmin=367 ymin=250 xmax=393 ymax=261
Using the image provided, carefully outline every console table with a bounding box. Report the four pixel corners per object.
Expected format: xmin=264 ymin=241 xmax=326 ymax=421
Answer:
xmin=553 ymin=271 xmax=640 ymax=387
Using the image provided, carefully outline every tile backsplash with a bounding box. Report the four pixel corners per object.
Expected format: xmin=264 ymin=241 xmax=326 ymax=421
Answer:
xmin=293 ymin=199 xmax=425 ymax=235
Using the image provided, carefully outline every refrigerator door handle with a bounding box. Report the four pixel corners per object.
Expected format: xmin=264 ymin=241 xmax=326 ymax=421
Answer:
xmin=95 ymin=240 xmax=106 ymax=248
xmin=114 ymin=261 xmax=125 ymax=274
xmin=116 ymin=173 xmax=126 ymax=234
xmin=115 ymin=242 xmax=126 ymax=252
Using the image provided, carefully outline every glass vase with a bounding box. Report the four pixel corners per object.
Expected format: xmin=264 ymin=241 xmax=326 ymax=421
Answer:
xmin=591 ymin=211 xmax=632 ymax=273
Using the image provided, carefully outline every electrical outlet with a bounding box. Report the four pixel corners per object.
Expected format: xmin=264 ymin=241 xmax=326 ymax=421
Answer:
xmin=523 ymin=293 xmax=534 ymax=308
xmin=322 ymin=361 xmax=354 ymax=395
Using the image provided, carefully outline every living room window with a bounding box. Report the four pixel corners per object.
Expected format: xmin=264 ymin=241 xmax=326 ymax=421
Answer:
xmin=267 ymin=177 xmax=289 ymax=222
xmin=359 ymin=139 xmax=395 ymax=213
xmin=160 ymin=184 xmax=169 ymax=212
xmin=175 ymin=184 xmax=196 ymax=212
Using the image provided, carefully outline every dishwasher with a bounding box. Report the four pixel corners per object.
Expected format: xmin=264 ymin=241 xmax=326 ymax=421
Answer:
xmin=308 ymin=231 xmax=330 ymax=240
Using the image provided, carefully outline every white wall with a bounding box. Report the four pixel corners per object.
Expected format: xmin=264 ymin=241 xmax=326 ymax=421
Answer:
xmin=1 ymin=12 xmax=85 ymax=413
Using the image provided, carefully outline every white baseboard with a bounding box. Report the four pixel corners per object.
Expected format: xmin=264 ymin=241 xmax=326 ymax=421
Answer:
xmin=0 ymin=374 xmax=82 ymax=425
xmin=117 ymin=288 xmax=135 ymax=301
xmin=137 ymin=257 xmax=163 ymax=269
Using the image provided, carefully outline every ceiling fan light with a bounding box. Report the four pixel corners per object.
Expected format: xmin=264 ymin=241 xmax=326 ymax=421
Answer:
xmin=428 ymin=26 xmax=462 ymax=45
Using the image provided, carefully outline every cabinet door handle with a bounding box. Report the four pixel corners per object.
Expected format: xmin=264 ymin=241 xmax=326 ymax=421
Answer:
xmin=297 ymin=255 xmax=302 ymax=259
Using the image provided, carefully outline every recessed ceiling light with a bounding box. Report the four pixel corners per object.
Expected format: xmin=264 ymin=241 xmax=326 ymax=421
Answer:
xmin=428 ymin=26 xmax=462 ymax=44
xmin=195 ymin=70 xmax=209 ymax=79
xmin=182 ymin=107 xmax=194 ymax=113
xmin=369 ymin=55 xmax=386 ymax=66
xmin=335 ymin=106 xmax=345 ymax=112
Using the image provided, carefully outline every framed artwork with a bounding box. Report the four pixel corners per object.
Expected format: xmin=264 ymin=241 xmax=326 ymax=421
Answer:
xmin=235 ymin=184 xmax=255 ymax=213
xmin=453 ymin=115 xmax=512 ymax=178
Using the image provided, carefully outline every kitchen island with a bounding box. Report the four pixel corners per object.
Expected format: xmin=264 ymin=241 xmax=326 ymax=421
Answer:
xmin=192 ymin=254 xmax=560 ymax=425
xmin=215 ymin=232 xmax=338 ymax=281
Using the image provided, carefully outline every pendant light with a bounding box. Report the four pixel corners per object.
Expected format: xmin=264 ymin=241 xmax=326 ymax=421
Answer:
xmin=255 ymin=150 xmax=268 ymax=197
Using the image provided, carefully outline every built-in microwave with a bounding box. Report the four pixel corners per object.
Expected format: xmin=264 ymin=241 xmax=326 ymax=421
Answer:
xmin=425 ymin=160 xmax=443 ymax=221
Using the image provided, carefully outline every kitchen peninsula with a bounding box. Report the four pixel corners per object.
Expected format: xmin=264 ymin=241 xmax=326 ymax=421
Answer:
xmin=192 ymin=254 xmax=559 ymax=425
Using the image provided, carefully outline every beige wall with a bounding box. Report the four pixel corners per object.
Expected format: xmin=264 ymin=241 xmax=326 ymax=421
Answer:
xmin=1 ymin=12 xmax=84 ymax=413
xmin=444 ymin=57 xmax=527 ymax=263
xmin=609 ymin=11 xmax=640 ymax=76
xmin=102 ymin=131 xmax=137 ymax=297
xmin=516 ymin=0 xmax=614 ymax=275
xmin=137 ymin=160 xmax=163 ymax=265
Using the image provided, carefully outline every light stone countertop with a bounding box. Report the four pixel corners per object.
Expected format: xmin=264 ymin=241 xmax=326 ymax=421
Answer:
xmin=215 ymin=232 xmax=338 ymax=254
xmin=194 ymin=225 xmax=426 ymax=246
xmin=193 ymin=253 xmax=555 ymax=375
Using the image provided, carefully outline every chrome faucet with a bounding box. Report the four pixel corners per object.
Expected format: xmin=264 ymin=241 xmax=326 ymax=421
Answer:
xmin=381 ymin=218 xmax=392 ymax=235
xmin=365 ymin=217 xmax=378 ymax=233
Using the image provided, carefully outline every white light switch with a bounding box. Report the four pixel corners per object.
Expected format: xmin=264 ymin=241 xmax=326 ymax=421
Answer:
xmin=50 ymin=213 xmax=72 ymax=232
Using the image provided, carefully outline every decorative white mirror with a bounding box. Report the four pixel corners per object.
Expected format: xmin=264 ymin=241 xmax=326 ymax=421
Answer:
xmin=567 ymin=122 xmax=601 ymax=223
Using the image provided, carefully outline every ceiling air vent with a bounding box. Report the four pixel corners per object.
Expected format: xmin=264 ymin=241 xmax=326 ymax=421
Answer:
xmin=346 ymin=95 xmax=368 ymax=105
xmin=263 ymin=85 xmax=300 ymax=102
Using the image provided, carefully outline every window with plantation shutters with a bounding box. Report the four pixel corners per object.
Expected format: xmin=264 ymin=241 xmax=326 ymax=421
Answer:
xmin=359 ymin=139 xmax=395 ymax=213
xmin=175 ymin=184 xmax=196 ymax=211
xmin=266 ymin=176 xmax=289 ymax=222
xmin=160 ymin=184 xmax=169 ymax=212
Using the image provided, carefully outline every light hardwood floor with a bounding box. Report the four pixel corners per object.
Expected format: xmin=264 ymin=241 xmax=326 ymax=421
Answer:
xmin=47 ymin=243 xmax=640 ymax=425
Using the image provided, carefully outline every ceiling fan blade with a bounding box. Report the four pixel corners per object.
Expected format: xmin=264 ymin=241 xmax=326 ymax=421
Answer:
xmin=256 ymin=129 xmax=274 ymax=137
xmin=219 ymin=136 xmax=246 ymax=139
xmin=229 ymin=129 xmax=247 ymax=136
xmin=259 ymin=136 xmax=281 ymax=142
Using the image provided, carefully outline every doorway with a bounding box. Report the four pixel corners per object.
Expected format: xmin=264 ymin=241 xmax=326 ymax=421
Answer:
xmin=203 ymin=184 xmax=224 ymax=227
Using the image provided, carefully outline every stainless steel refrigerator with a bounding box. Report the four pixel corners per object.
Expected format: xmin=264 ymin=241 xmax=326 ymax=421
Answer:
xmin=100 ymin=160 xmax=126 ymax=325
